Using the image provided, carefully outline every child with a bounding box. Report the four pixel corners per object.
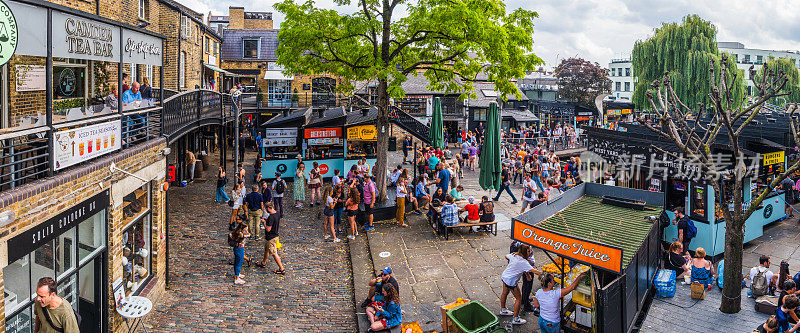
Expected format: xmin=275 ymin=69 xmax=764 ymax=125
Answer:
xmin=366 ymin=283 xmax=402 ymax=331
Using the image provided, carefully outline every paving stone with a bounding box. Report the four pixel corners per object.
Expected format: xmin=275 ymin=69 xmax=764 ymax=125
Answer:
xmin=411 ymin=280 xmax=443 ymax=304
xmin=435 ymin=278 xmax=468 ymax=302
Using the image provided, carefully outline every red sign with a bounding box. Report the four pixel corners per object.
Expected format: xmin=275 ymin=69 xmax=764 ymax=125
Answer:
xmin=319 ymin=164 xmax=330 ymax=175
xmin=304 ymin=127 xmax=342 ymax=139
xmin=167 ymin=165 xmax=176 ymax=182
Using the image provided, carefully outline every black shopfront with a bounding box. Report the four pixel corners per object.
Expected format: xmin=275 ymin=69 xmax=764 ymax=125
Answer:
xmin=4 ymin=191 xmax=109 ymax=333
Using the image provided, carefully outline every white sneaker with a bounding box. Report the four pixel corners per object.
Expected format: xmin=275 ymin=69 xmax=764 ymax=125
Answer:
xmin=324 ymin=235 xmax=331 ymax=240
xmin=355 ymin=231 xmax=359 ymax=236
xmin=234 ymin=278 xmax=246 ymax=285
xmin=512 ymin=317 xmax=526 ymax=325
xmin=347 ymin=235 xmax=356 ymax=240
xmin=499 ymin=308 xmax=514 ymax=316
xmin=333 ymin=238 xmax=342 ymax=243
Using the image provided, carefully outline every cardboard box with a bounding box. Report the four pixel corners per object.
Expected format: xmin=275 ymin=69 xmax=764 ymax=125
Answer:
xmin=440 ymin=298 xmax=469 ymax=333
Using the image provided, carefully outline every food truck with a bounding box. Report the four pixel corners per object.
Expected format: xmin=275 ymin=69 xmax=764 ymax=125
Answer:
xmin=303 ymin=107 xmax=348 ymax=179
xmin=260 ymin=107 xmax=312 ymax=179
xmin=344 ymin=107 xmax=379 ymax=176
xmin=583 ymin=125 xmax=791 ymax=256
xmin=513 ymin=183 xmax=663 ymax=332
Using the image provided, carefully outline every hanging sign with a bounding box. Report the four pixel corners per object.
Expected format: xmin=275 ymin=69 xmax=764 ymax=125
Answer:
xmin=347 ymin=125 xmax=377 ymax=141
xmin=52 ymin=11 xmax=119 ymax=61
xmin=308 ymin=137 xmax=341 ymax=145
xmin=0 ymin=0 xmax=18 ymax=66
xmin=512 ymin=220 xmax=624 ymax=274
xmin=265 ymin=127 xmax=297 ymax=138
xmin=763 ymin=151 xmax=784 ymax=166
xmin=304 ymin=127 xmax=341 ymax=139
xmin=123 ymin=29 xmax=162 ymax=66
xmin=53 ymin=120 xmax=121 ymax=170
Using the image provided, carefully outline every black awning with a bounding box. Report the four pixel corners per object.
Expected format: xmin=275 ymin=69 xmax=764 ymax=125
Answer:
xmin=226 ymin=68 xmax=262 ymax=76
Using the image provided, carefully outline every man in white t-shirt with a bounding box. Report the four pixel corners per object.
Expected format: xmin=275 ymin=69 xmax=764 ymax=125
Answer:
xmin=520 ymin=175 xmax=538 ymax=214
xmin=749 ymin=255 xmax=775 ymax=294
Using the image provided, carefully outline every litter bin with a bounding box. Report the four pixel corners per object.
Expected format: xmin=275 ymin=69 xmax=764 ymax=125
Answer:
xmin=446 ymin=301 xmax=498 ymax=333
xmin=388 ymin=136 xmax=397 ymax=151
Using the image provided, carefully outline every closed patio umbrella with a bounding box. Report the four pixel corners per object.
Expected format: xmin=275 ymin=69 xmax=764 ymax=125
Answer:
xmin=429 ymin=97 xmax=444 ymax=148
xmin=479 ymin=102 xmax=501 ymax=190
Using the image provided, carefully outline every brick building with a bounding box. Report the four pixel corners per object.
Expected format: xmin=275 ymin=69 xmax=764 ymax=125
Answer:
xmin=0 ymin=1 xmax=223 ymax=333
xmin=219 ymin=6 xmax=340 ymax=112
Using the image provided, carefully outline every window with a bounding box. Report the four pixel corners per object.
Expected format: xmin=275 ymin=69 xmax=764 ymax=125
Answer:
xmin=138 ymin=0 xmax=147 ymax=20
xmin=744 ymin=54 xmax=751 ymax=64
xmin=214 ymin=41 xmax=219 ymax=55
xmin=179 ymin=51 xmax=186 ymax=88
xmin=624 ymin=82 xmax=630 ymax=92
xmin=625 ymin=68 xmax=630 ymax=76
xmin=205 ymin=37 xmax=209 ymax=53
xmin=474 ymin=109 xmax=487 ymax=121
xmin=615 ymin=82 xmax=621 ymax=92
xmin=732 ymin=54 xmax=738 ymax=63
xmin=618 ymin=68 xmax=623 ymax=76
xmin=120 ymin=184 xmax=152 ymax=296
xmin=610 ymin=69 xmax=614 ymax=76
xmin=181 ymin=16 xmax=193 ymax=39
xmin=756 ymin=55 xmax=763 ymax=64
xmin=243 ymin=38 xmax=260 ymax=59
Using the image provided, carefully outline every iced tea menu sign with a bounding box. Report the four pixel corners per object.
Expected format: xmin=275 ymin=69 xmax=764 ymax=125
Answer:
xmin=54 ymin=120 xmax=121 ymax=170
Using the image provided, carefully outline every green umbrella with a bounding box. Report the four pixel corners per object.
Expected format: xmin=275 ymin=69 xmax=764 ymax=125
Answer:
xmin=479 ymin=102 xmax=502 ymax=190
xmin=429 ymin=97 xmax=444 ymax=148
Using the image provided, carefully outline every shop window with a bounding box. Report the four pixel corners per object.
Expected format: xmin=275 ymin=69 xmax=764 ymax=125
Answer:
xmin=690 ymin=184 xmax=707 ymax=221
xmin=120 ymin=183 xmax=152 ymax=295
xmin=665 ymin=178 xmax=687 ymax=211
xmin=615 ymin=82 xmax=621 ymax=92
xmin=79 ymin=211 xmax=106 ymax=264
xmin=4 ymin=255 xmax=32 ymax=317
xmin=474 ymin=109 xmax=486 ymax=121
xmin=268 ymin=80 xmax=292 ymax=107
xmin=56 ymin=228 xmax=77 ymax=280
xmin=243 ymin=38 xmax=260 ymax=59
xmin=348 ymin=141 xmax=377 ymax=159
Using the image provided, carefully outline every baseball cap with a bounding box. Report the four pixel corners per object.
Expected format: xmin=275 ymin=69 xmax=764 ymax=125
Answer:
xmin=382 ymin=266 xmax=392 ymax=275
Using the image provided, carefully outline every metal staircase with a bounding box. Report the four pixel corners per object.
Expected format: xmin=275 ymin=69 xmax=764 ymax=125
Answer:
xmin=389 ymin=106 xmax=431 ymax=144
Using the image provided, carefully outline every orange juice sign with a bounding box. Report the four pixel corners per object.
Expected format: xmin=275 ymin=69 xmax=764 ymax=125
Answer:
xmin=512 ymin=220 xmax=623 ymax=273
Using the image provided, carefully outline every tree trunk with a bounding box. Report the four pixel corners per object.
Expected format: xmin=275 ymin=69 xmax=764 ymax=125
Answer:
xmin=374 ymin=79 xmax=390 ymax=202
xmin=720 ymin=216 xmax=745 ymax=313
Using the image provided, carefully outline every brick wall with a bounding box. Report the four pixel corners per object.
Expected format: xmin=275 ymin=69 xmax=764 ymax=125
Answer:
xmin=0 ymin=138 xmax=167 ymax=333
xmin=243 ymin=18 xmax=272 ymax=30
xmin=228 ymin=7 xmax=244 ymax=29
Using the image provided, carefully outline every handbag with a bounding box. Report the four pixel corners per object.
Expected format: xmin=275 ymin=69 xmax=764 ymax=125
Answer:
xmin=228 ymin=199 xmax=234 ymax=207
xmin=690 ymin=282 xmax=705 ymax=299
xmin=41 ymin=305 xmax=82 ymax=332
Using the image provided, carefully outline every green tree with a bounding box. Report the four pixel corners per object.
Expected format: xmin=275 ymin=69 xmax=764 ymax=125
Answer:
xmin=755 ymin=57 xmax=800 ymax=106
xmin=632 ymin=15 xmax=745 ymax=110
xmin=275 ymin=0 xmax=543 ymax=200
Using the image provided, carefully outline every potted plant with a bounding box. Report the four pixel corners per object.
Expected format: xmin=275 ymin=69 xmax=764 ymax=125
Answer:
xmin=292 ymin=88 xmax=300 ymax=107
xmin=257 ymin=89 xmax=264 ymax=108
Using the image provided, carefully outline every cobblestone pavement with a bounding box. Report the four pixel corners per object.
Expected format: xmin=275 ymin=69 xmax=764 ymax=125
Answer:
xmin=355 ymin=148 xmax=548 ymax=332
xmin=147 ymin=151 xmax=357 ymax=332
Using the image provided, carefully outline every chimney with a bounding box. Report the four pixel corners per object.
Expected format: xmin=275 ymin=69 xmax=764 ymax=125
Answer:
xmin=282 ymin=109 xmax=289 ymax=117
xmin=317 ymin=109 xmax=325 ymax=118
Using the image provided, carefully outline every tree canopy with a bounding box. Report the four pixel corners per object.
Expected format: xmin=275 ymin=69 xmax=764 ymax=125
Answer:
xmin=755 ymin=57 xmax=800 ymax=106
xmin=631 ymin=15 xmax=746 ymax=110
xmin=275 ymin=0 xmax=543 ymax=200
xmin=554 ymin=57 xmax=611 ymax=106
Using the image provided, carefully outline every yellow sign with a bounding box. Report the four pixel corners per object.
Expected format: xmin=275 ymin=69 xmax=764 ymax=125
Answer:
xmin=763 ymin=151 xmax=784 ymax=166
xmin=347 ymin=125 xmax=377 ymax=141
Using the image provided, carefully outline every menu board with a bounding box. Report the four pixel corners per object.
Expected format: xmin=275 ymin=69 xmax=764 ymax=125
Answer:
xmin=263 ymin=128 xmax=298 ymax=147
xmin=53 ymin=120 xmax=121 ymax=170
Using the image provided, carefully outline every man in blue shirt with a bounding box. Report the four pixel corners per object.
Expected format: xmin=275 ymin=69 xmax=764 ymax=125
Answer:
xmin=435 ymin=163 xmax=451 ymax=192
xmin=244 ymin=185 xmax=265 ymax=239
xmin=415 ymin=175 xmax=430 ymax=207
xmin=122 ymin=82 xmax=144 ymax=138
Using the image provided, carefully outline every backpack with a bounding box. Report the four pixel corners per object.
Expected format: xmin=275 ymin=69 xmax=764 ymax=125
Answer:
xmin=683 ymin=217 xmax=697 ymax=239
xmin=751 ymin=269 xmax=769 ymax=297
xmin=523 ymin=186 xmax=533 ymax=199
xmin=793 ymin=271 xmax=800 ymax=289
xmin=275 ymin=180 xmax=286 ymax=194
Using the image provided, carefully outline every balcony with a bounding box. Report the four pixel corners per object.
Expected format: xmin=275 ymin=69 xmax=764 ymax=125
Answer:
xmin=0 ymin=89 xmax=234 ymax=191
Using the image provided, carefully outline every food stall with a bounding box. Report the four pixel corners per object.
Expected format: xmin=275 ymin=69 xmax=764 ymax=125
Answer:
xmin=512 ymin=183 xmax=663 ymax=333
xmin=302 ymin=107 xmax=348 ymax=179
xmin=260 ymin=107 xmax=312 ymax=179
xmin=584 ymin=125 xmax=790 ymax=257
xmin=344 ymin=107 xmax=379 ymax=175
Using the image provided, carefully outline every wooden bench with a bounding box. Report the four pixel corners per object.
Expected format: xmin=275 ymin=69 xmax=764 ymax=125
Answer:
xmin=437 ymin=218 xmax=498 ymax=240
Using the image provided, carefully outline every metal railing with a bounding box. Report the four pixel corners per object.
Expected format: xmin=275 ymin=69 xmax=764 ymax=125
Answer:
xmin=502 ymin=134 xmax=587 ymax=152
xmin=0 ymin=127 xmax=50 ymax=190
xmin=236 ymin=92 xmax=345 ymax=110
xmin=390 ymin=107 xmax=431 ymax=144
xmin=122 ymin=107 xmax=162 ymax=149
xmin=162 ymin=89 xmax=229 ymax=141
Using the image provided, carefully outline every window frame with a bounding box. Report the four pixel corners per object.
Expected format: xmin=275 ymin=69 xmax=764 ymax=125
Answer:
xmin=138 ymin=0 xmax=147 ymax=20
xmin=242 ymin=38 xmax=261 ymax=59
xmin=179 ymin=51 xmax=186 ymax=89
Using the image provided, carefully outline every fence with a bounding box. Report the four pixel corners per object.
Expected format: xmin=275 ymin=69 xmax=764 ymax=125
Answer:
xmin=502 ymin=134 xmax=587 ymax=152
xmin=236 ymin=92 xmax=347 ymax=110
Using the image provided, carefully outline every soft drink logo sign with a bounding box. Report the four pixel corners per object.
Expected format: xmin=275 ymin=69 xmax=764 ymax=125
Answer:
xmin=319 ymin=164 xmax=329 ymax=175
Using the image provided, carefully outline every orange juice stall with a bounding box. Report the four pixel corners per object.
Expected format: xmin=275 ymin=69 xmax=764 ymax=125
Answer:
xmin=511 ymin=183 xmax=664 ymax=333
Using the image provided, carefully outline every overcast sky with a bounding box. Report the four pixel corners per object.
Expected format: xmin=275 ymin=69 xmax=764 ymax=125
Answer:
xmin=186 ymin=0 xmax=800 ymax=69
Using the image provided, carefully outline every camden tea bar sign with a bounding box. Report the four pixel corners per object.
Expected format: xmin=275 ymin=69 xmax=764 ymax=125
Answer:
xmin=512 ymin=220 xmax=624 ymax=273
xmin=8 ymin=190 xmax=109 ymax=263
xmin=52 ymin=11 xmax=119 ymax=61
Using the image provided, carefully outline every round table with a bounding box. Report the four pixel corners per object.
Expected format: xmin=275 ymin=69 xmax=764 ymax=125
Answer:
xmin=116 ymin=296 xmax=153 ymax=333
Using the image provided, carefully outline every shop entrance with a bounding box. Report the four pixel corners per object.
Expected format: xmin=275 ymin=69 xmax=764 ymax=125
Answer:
xmin=78 ymin=254 xmax=106 ymax=333
xmin=443 ymin=120 xmax=460 ymax=144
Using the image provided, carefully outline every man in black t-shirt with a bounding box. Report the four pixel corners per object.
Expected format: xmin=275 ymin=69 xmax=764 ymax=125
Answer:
xmin=492 ymin=164 xmax=518 ymax=204
xmin=673 ymin=209 xmax=692 ymax=255
xmin=256 ymin=202 xmax=285 ymax=274
xmin=360 ymin=266 xmax=400 ymax=308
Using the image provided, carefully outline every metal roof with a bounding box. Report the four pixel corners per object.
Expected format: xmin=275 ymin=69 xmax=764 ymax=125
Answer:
xmin=535 ymin=195 xmax=659 ymax=269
